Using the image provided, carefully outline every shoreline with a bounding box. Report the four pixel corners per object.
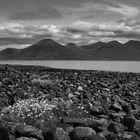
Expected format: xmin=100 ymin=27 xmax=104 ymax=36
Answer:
xmin=0 ymin=64 xmax=140 ymax=139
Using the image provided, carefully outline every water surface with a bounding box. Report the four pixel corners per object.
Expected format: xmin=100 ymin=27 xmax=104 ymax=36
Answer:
xmin=0 ymin=60 xmax=140 ymax=73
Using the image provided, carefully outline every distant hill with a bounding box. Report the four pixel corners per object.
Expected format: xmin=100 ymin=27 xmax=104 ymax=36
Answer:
xmin=124 ymin=40 xmax=140 ymax=52
xmin=93 ymin=41 xmax=140 ymax=60
xmin=0 ymin=39 xmax=96 ymax=60
xmin=0 ymin=39 xmax=140 ymax=60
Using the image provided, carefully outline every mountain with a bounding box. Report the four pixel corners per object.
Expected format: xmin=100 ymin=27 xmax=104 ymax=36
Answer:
xmin=0 ymin=39 xmax=96 ymax=60
xmin=0 ymin=39 xmax=140 ymax=60
xmin=124 ymin=40 xmax=140 ymax=52
xmin=80 ymin=41 xmax=105 ymax=52
xmin=0 ymin=48 xmax=21 ymax=60
xmin=66 ymin=43 xmax=78 ymax=48
xmin=92 ymin=41 xmax=140 ymax=60
xmin=66 ymin=43 xmax=85 ymax=51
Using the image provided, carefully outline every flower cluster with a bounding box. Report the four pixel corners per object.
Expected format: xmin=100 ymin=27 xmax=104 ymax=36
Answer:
xmin=0 ymin=96 xmax=89 ymax=125
xmin=0 ymin=98 xmax=56 ymax=123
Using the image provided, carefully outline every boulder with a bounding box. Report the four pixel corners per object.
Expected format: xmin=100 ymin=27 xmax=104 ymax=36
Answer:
xmin=70 ymin=126 xmax=96 ymax=140
xmin=15 ymin=125 xmax=43 ymax=140
xmin=63 ymin=117 xmax=107 ymax=130
xmin=43 ymin=127 xmax=70 ymax=140
xmin=70 ymin=126 xmax=106 ymax=140
xmin=122 ymin=132 xmax=140 ymax=140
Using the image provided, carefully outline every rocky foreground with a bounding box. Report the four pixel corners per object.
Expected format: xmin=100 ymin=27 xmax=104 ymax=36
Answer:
xmin=0 ymin=65 xmax=140 ymax=140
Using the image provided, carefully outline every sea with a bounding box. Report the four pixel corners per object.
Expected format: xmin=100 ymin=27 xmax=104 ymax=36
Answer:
xmin=0 ymin=60 xmax=140 ymax=73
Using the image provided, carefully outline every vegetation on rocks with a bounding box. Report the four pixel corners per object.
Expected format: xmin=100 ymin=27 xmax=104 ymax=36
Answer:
xmin=0 ymin=64 xmax=140 ymax=140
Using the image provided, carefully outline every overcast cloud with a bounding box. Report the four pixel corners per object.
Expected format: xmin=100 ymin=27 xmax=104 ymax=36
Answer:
xmin=0 ymin=0 xmax=139 ymax=49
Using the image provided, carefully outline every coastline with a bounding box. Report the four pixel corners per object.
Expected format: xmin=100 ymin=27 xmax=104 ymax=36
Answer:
xmin=0 ymin=64 xmax=140 ymax=139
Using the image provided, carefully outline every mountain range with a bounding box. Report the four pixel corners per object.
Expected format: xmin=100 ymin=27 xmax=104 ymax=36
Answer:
xmin=0 ymin=38 xmax=140 ymax=60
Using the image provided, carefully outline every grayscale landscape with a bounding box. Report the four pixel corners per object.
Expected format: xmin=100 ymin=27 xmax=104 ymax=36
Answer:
xmin=0 ymin=0 xmax=140 ymax=140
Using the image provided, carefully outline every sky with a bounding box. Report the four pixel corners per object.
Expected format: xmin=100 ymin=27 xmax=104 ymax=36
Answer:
xmin=0 ymin=0 xmax=140 ymax=50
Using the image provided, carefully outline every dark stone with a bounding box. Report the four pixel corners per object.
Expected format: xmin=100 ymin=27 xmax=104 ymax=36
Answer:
xmin=43 ymin=127 xmax=70 ymax=140
xmin=109 ymin=102 xmax=122 ymax=112
xmin=122 ymin=132 xmax=140 ymax=140
xmin=15 ymin=125 xmax=43 ymax=140
xmin=0 ymin=125 xmax=9 ymax=140
xmin=63 ymin=117 xmax=107 ymax=132
xmin=123 ymin=115 xmax=135 ymax=131
xmin=70 ymin=126 xmax=96 ymax=140
xmin=105 ymin=133 xmax=119 ymax=140
xmin=107 ymin=122 xmax=124 ymax=134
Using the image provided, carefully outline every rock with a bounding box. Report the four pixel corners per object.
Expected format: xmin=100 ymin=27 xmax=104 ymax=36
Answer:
xmin=90 ymin=107 xmax=106 ymax=116
xmin=70 ymin=126 xmax=96 ymax=140
xmin=109 ymin=102 xmax=122 ymax=112
xmin=77 ymin=86 xmax=83 ymax=91
xmin=107 ymin=122 xmax=124 ymax=134
xmin=122 ymin=105 xmax=131 ymax=113
xmin=135 ymin=119 xmax=140 ymax=130
xmin=9 ymin=134 xmax=16 ymax=140
xmin=16 ymin=137 xmax=38 ymax=140
xmin=91 ymin=135 xmax=107 ymax=140
xmin=64 ymin=125 xmax=74 ymax=134
xmin=63 ymin=117 xmax=107 ymax=131
xmin=122 ymin=132 xmax=140 ymax=140
xmin=43 ymin=127 xmax=70 ymax=140
xmin=105 ymin=133 xmax=119 ymax=140
xmin=123 ymin=114 xmax=135 ymax=131
xmin=15 ymin=125 xmax=43 ymax=140
xmin=68 ymin=93 xmax=75 ymax=99
xmin=0 ymin=125 xmax=9 ymax=140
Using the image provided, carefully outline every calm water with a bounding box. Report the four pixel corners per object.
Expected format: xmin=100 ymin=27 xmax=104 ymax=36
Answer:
xmin=0 ymin=60 xmax=140 ymax=73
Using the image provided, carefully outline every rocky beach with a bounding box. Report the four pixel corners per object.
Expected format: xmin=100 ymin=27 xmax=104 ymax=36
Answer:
xmin=0 ymin=64 xmax=140 ymax=140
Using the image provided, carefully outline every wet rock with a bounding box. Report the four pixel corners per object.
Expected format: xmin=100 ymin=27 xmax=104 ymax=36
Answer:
xmin=43 ymin=127 xmax=70 ymax=140
xmin=15 ymin=125 xmax=43 ymax=140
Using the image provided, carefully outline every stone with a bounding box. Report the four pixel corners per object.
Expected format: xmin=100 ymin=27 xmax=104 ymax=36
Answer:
xmin=122 ymin=132 xmax=140 ymax=140
xmin=123 ymin=115 xmax=135 ymax=131
xmin=105 ymin=133 xmax=119 ymax=140
xmin=43 ymin=127 xmax=70 ymax=140
xmin=70 ymin=126 xmax=96 ymax=140
xmin=77 ymin=86 xmax=83 ymax=91
xmin=16 ymin=137 xmax=38 ymax=140
xmin=15 ymin=125 xmax=44 ymax=140
xmin=0 ymin=125 xmax=9 ymax=140
xmin=107 ymin=122 xmax=124 ymax=134
xmin=109 ymin=102 xmax=122 ymax=112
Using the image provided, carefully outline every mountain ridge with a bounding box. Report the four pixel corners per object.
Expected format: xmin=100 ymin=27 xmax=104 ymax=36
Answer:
xmin=0 ymin=39 xmax=140 ymax=60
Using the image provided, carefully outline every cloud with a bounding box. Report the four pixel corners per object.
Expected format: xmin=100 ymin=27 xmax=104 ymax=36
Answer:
xmin=66 ymin=21 xmax=94 ymax=33
xmin=10 ymin=8 xmax=62 ymax=20
xmin=107 ymin=4 xmax=140 ymax=17
xmin=0 ymin=20 xmax=140 ymax=47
